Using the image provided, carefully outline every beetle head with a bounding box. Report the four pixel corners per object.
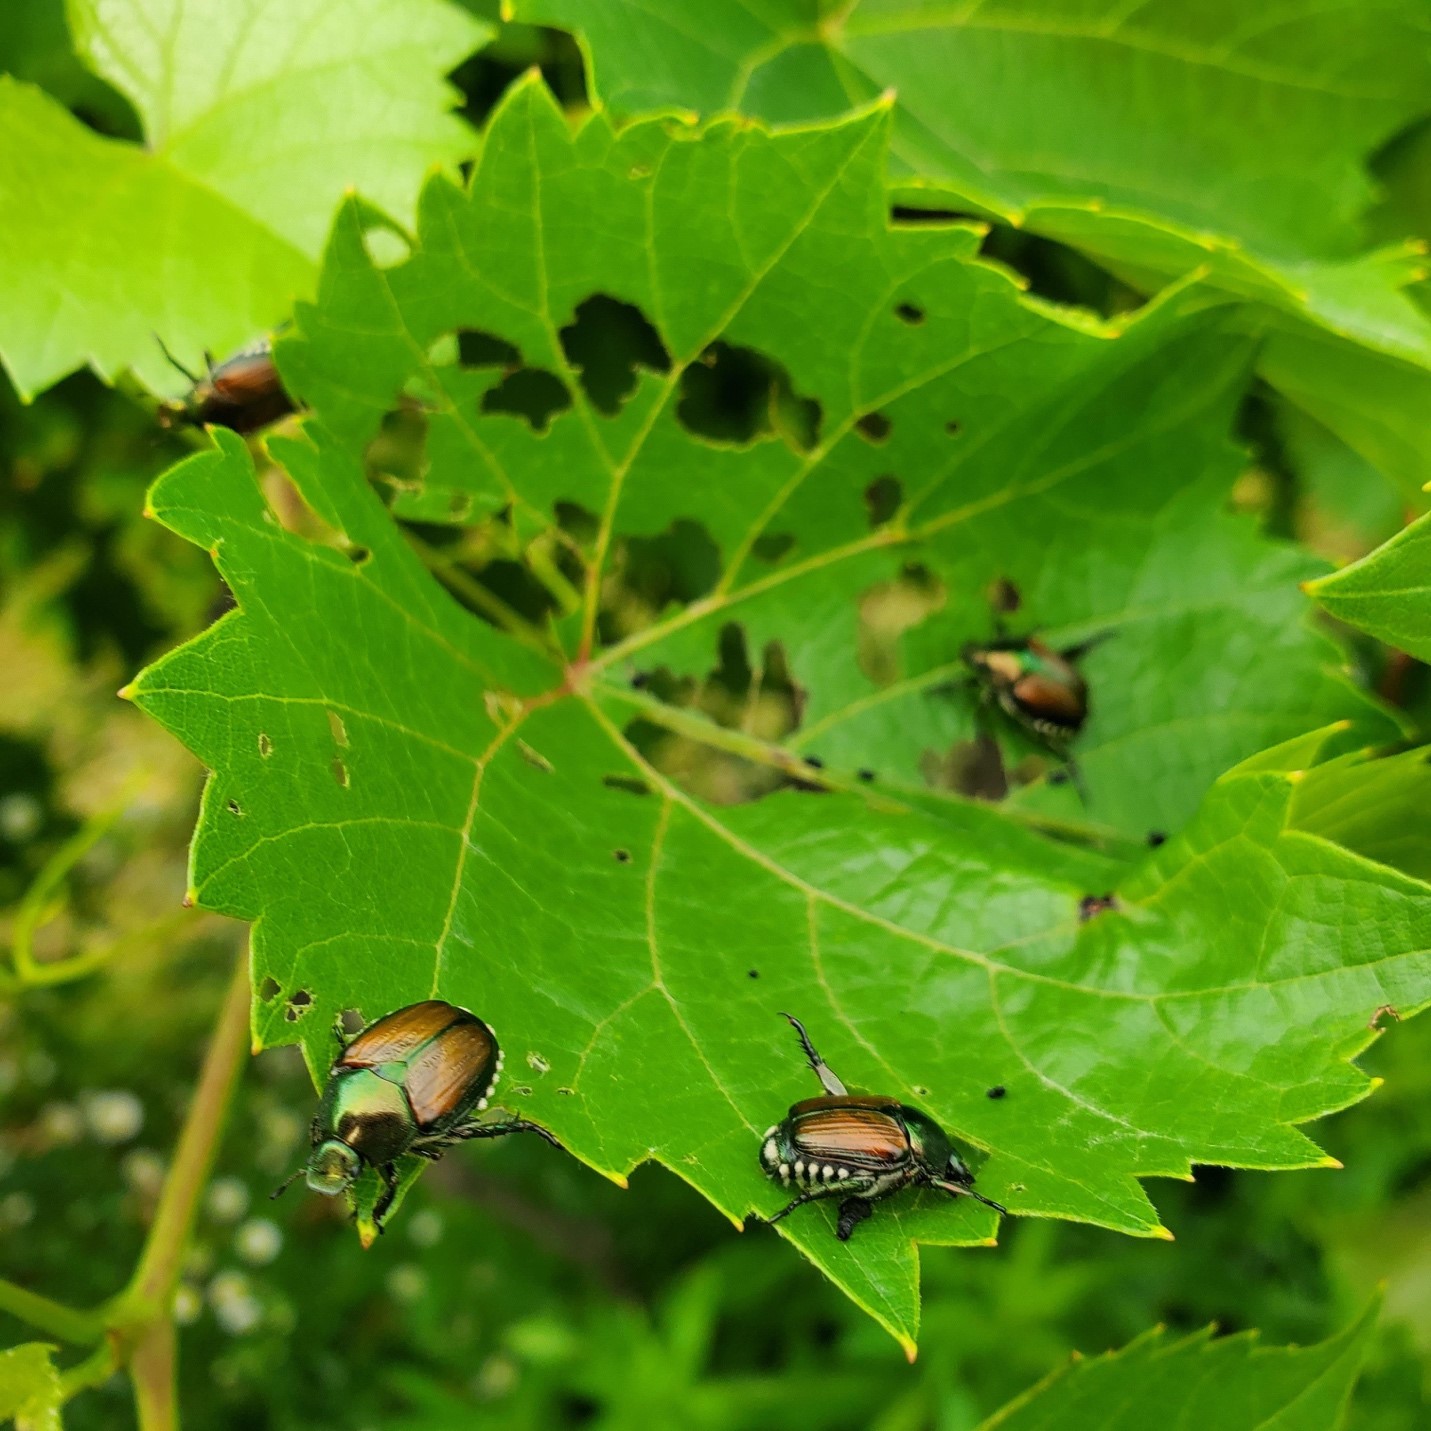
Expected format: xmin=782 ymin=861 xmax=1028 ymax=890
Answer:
xmin=306 ymin=1138 xmax=361 ymax=1196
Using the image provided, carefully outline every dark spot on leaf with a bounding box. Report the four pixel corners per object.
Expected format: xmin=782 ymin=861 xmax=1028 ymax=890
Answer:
xmin=854 ymin=411 xmax=891 ymax=443
xmin=987 ymin=1085 xmax=1006 ymax=1100
xmin=331 ymin=759 xmax=349 ymax=788
xmin=630 ymin=672 xmax=648 ymax=689
xmin=558 ymin=295 xmax=670 ymax=414
xmin=894 ymin=302 xmax=925 ymax=325
xmin=1079 ymin=893 xmax=1117 ymax=921
xmin=226 ymin=799 xmax=242 ymax=817
xmin=676 ymin=341 xmax=820 ymax=450
xmin=1048 ymin=769 xmax=1070 ymax=786
xmin=857 ymin=769 xmax=875 ymax=782
xmin=865 ymin=474 xmax=902 ymax=527
xmin=805 ymin=756 xmax=824 ymax=769
xmin=989 ymin=577 xmax=1021 ymax=614
xmin=457 ymin=329 xmax=521 ymax=369
xmin=613 ymin=848 xmax=631 ymax=863
xmin=945 ymin=420 xmax=962 ymax=437
xmin=517 ymin=741 xmax=554 ymax=773
xmin=1147 ymin=830 xmax=1167 ymax=847
xmin=481 ymin=368 xmax=572 ymax=432
xmin=346 ymin=545 xmax=371 ymax=565
xmin=913 ymin=1086 xmax=929 ymax=1097
xmin=924 ymin=734 xmax=1007 ymax=802
xmin=258 ymin=733 xmax=273 ymax=758
xmin=752 ymin=532 xmax=795 ymax=563
xmin=747 ymin=969 xmax=759 ymax=979
xmin=259 ymin=977 xmax=281 ymax=1002
xmin=448 ymin=492 xmax=472 ymax=521
xmin=603 ymin=774 xmax=650 ymax=796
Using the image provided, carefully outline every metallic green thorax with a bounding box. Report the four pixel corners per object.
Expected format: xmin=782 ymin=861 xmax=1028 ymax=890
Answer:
xmin=318 ymin=1067 xmax=415 ymax=1169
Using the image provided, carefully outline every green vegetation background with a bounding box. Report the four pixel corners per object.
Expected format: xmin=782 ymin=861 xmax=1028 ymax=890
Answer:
xmin=1 ymin=3 xmax=1429 ymax=1429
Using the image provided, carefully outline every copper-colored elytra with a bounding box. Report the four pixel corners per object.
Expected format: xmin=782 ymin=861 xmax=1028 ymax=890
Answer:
xmin=1011 ymin=671 xmax=1084 ymax=725
xmin=404 ymin=1021 xmax=496 ymax=1125
xmin=208 ymin=350 xmax=283 ymax=404
xmin=791 ymin=1099 xmax=909 ymax=1164
xmin=340 ymin=1000 xmax=468 ymax=1068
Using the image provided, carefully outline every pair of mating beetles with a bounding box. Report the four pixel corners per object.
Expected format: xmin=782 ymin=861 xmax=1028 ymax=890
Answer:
xmin=278 ymin=1002 xmax=1001 ymax=1239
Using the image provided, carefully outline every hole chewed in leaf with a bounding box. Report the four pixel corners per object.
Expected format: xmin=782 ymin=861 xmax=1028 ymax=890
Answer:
xmin=599 ymin=520 xmax=721 ymax=645
xmin=613 ymin=848 xmax=632 ymax=863
xmin=865 ymin=474 xmax=902 ymax=528
xmin=676 ymin=341 xmax=820 ymax=450
xmin=481 ymin=368 xmax=572 ymax=431
xmin=346 ymin=545 xmax=371 ymax=566
xmin=857 ymin=563 xmax=945 ymax=685
xmin=977 ymin=225 xmax=1143 ymax=320
xmin=259 ymin=977 xmax=281 ymax=1002
xmin=284 ymin=989 xmax=313 ymax=1023
xmin=854 ymin=411 xmax=891 ymax=444
xmin=624 ymin=626 xmax=813 ymax=806
xmin=226 ymin=799 xmax=243 ymax=817
xmin=894 ymin=302 xmax=925 ymax=325
xmin=559 ymin=295 xmax=670 ymax=414
xmin=945 ymin=420 xmax=962 ymax=437
xmin=751 ymin=532 xmax=795 ymax=564
xmin=258 ymin=733 xmax=273 ymax=758
xmin=923 ymin=735 xmax=1009 ymax=803
xmin=457 ymin=329 xmax=521 ymax=369
xmin=331 ymin=759 xmax=349 ymax=788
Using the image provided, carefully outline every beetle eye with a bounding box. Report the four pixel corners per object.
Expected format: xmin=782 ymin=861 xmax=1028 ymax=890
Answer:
xmin=306 ymin=1140 xmax=359 ymax=1195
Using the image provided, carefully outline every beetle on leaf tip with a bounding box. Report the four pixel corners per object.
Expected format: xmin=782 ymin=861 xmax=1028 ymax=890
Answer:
xmin=758 ymin=1014 xmax=1004 ymax=1240
xmin=273 ymin=999 xmax=559 ymax=1231
xmin=156 ymin=334 xmax=296 ymax=434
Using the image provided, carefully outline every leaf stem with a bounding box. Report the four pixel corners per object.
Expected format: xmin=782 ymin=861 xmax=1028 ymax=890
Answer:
xmin=0 ymin=1278 xmax=103 ymax=1344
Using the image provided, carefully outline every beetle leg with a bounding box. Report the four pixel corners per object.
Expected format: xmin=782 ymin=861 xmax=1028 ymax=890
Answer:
xmin=371 ymin=1164 xmax=400 ymax=1230
xmin=836 ymin=1197 xmax=874 ymax=1241
xmin=330 ymin=1014 xmax=348 ymax=1057
xmin=448 ymin=1118 xmax=563 ymax=1150
xmin=779 ymin=1013 xmax=848 ymax=1096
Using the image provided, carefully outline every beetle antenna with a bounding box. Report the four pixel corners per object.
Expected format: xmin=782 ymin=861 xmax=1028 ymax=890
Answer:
xmin=153 ymin=333 xmax=200 ymax=385
xmin=779 ymin=1012 xmax=847 ymax=1096
xmin=270 ymin=1166 xmax=306 ymax=1201
xmin=933 ymin=1177 xmax=1006 ymax=1215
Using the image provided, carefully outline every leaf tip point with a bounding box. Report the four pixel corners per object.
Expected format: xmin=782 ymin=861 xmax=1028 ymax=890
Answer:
xmin=1151 ymin=1226 xmax=1175 ymax=1242
xmin=899 ymin=1336 xmax=918 ymax=1364
xmin=1319 ymin=1156 xmax=1344 ymax=1170
xmin=116 ymin=683 xmax=135 ymax=702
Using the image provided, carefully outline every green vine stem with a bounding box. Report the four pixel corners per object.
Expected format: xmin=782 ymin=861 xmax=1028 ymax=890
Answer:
xmin=8 ymin=777 xmax=190 ymax=988
xmin=0 ymin=949 xmax=251 ymax=1429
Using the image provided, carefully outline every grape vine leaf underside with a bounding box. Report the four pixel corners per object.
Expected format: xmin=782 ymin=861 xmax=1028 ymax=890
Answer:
xmin=0 ymin=0 xmax=489 ymax=399
xmin=981 ymin=1298 xmax=1378 ymax=1431
xmin=516 ymin=0 xmax=1431 ymax=497
xmin=132 ymin=83 xmax=1431 ymax=1348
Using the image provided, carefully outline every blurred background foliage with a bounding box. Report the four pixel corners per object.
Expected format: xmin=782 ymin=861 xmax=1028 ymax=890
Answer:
xmin=2 ymin=3 xmax=1429 ymax=1428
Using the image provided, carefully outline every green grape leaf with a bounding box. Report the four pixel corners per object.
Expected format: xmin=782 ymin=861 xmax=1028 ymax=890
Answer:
xmin=0 ymin=0 xmax=489 ymax=399
xmin=1308 ymin=507 xmax=1431 ymax=662
xmin=131 ymin=86 xmax=1431 ymax=1349
xmin=979 ymin=1298 xmax=1378 ymax=1431
xmin=516 ymin=0 xmax=1431 ymax=495
xmin=0 ymin=1343 xmax=63 ymax=1431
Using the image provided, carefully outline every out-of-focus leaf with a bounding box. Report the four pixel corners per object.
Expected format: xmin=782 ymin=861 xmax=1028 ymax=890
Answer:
xmin=0 ymin=1343 xmax=63 ymax=1431
xmin=516 ymin=0 xmax=1431 ymax=496
xmin=979 ymin=1297 xmax=1378 ymax=1431
xmin=1308 ymin=508 xmax=1431 ymax=662
xmin=0 ymin=0 xmax=490 ymax=399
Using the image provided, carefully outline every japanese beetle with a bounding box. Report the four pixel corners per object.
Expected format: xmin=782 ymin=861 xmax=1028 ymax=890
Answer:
xmin=156 ymin=335 xmax=294 ymax=433
xmin=758 ymin=1014 xmax=1003 ymax=1240
xmin=273 ymin=1000 xmax=559 ymax=1230
xmin=963 ymin=636 xmax=1088 ymax=750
